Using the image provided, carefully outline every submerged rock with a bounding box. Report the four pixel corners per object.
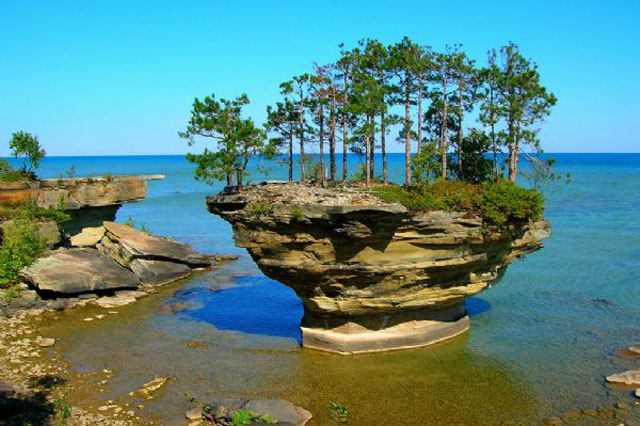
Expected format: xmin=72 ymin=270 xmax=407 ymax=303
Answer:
xmin=20 ymin=248 xmax=141 ymax=294
xmin=606 ymin=370 xmax=640 ymax=386
xmin=207 ymin=183 xmax=550 ymax=354
xmin=129 ymin=258 xmax=191 ymax=286
xmin=203 ymin=398 xmax=312 ymax=426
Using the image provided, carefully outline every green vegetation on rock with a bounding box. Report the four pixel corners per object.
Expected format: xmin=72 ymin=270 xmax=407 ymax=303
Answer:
xmin=372 ymin=179 xmax=543 ymax=225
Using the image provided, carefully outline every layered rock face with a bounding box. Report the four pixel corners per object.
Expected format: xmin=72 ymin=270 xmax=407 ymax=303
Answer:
xmin=0 ymin=175 xmax=164 ymax=238
xmin=0 ymin=175 xmax=164 ymax=209
xmin=207 ymin=184 xmax=550 ymax=354
xmin=20 ymin=221 xmax=213 ymax=295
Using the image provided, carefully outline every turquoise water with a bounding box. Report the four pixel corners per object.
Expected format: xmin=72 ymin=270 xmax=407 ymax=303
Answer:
xmin=27 ymin=154 xmax=640 ymax=425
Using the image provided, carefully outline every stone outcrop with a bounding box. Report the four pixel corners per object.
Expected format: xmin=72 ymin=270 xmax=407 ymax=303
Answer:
xmin=20 ymin=248 xmax=141 ymax=294
xmin=0 ymin=175 xmax=164 ymax=210
xmin=20 ymin=222 xmax=213 ymax=295
xmin=207 ymin=183 xmax=550 ymax=354
xmin=0 ymin=175 xmax=164 ymax=239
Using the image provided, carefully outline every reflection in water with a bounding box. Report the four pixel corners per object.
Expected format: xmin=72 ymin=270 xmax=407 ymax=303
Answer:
xmin=178 ymin=276 xmax=303 ymax=342
xmin=37 ymin=266 xmax=537 ymax=426
xmin=466 ymin=297 xmax=492 ymax=316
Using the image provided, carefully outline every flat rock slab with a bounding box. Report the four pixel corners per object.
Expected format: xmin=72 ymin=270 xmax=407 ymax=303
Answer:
xmin=20 ymin=248 xmax=140 ymax=294
xmin=130 ymin=258 xmax=191 ymax=285
xmin=70 ymin=226 xmax=106 ymax=247
xmin=95 ymin=295 xmax=137 ymax=308
xmin=204 ymin=398 xmax=312 ymax=426
xmin=103 ymin=221 xmax=212 ymax=267
xmin=606 ymin=370 xmax=640 ymax=386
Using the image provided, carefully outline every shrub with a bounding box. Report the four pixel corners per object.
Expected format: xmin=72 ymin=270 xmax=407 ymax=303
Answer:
xmin=479 ymin=179 xmax=544 ymax=226
xmin=371 ymin=180 xmax=544 ymax=226
xmin=290 ymin=206 xmax=304 ymax=221
xmin=0 ymin=208 xmax=48 ymax=288
xmin=247 ymin=202 xmax=273 ymax=216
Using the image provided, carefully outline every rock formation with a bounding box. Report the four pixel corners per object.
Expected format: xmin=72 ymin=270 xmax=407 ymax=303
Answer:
xmin=0 ymin=175 xmax=164 ymax=239
xmin=207 ymin=183 xmax=550 ymax=354
xmin=20 ymin=222 xmax=213 ymax=295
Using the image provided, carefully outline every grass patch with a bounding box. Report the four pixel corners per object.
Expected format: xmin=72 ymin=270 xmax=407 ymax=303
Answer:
xmin=371 ymin=180 xmax=544 ymax=226
xmin=247 ymin=202 xmax=273 ymax=216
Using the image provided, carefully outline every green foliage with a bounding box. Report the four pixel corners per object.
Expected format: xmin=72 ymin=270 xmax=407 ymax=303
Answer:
xmin=0 ymin=202 xmax=48 ymax=288
xmin=53 ymin=393 xmax=72 ymax=426
xmin=520 ymin=156 xmax=571 ymax=191
xmin=0 ymin=159 xmax=36 ymax=182
xmin=328 ymin=401 xmax=349 ymax=426
xmin=122 ymin=215 xmax=149 ymax=233
xmin=180 ymin=93 xmax=266 ymax=189
xmin=478 ymin=179 xmax=544 ymax=226
xmin=103 ymin=172 xmax=114 ymax=182
xmin=449 ymin=128 xmax=494 ymax=184
xmin=290 ymin=206 xmax=304 ymax=221
xmin=372 ymin=180 xmax=543 ymax=226
xmin=247 ymin=202 xmax=273 ymax=216
xmin=8 ymin=131 xmax=46 ymax=172
xmin=0 ymin=199 xmax=69 ymax=224
xmin=411 ymin=141 xmax=440 ymax=185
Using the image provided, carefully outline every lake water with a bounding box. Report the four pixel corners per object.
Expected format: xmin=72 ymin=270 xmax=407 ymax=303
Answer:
xmin=23 ymin=153 xmax=640 ymax=425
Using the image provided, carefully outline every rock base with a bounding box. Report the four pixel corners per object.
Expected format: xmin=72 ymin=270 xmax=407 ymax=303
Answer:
xmin=301 ymin=309 xmax=470 ymax=355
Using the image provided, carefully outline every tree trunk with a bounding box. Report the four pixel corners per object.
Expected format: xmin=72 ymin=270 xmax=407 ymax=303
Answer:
xmin=381 ymin=110 xmax=387 ymax=185
xmin=441 ymin=76 xmax=448 ymax=180
xmin=365 ymin=115 xmax=371 ymax=188
xmin=319 ymin=104 xmax=325 ymax=186
xmin=299 ymin=97 xmax=306 ymax=183
xmin=490 ymin=87 xmax=498 ymax=177
xmin=342 ymin=73 xmax=349 ymax=183
xmin=508 ymin=119 xmax=516 ymax=182
xmin=404 ymin=76 xmax=411 ymax=187
xmin=370 ymin=117 xmax=375 ymax=180
xmin=236 ymin=171 xmax=243 ymax=191
xmin=330 ymin=93 xmax=336 ymax=182
xmin=417 ymin=78 xmax=423 ymax=154
xmin=288 ymin=124 xmax=293 ymax=182
xmin=457 ymin=79 xmax=463 ymax=170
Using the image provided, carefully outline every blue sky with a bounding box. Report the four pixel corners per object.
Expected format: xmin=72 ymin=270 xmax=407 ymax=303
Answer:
xmin=1 ymin=0 xmax=638 ymax=155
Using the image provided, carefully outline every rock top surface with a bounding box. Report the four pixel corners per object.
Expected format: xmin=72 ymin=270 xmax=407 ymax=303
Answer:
xmin=20 ymin=248 xmax=141 ymax=294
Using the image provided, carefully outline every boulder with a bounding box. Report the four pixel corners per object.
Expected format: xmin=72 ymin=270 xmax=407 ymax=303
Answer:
xmin=70 ymin=226 xmax=106 ymax=247
xmin=129 ymin=258 xmax=191 ymax=285
xmin=20 ymin=248 xmax=141 ymax=294
xmin=100 ymin=222 xmax=212 ymax=267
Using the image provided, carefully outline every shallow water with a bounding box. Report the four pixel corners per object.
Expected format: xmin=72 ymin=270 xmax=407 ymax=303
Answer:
xmin=24 ymin=153 xmax=640 ymax=425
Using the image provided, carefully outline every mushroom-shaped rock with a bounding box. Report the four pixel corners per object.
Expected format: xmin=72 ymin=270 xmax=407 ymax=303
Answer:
xmin=207 ymin=183 xmax=550 ymax=354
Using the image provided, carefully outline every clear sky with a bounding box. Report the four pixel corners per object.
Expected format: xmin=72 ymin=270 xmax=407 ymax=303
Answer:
xmin=1 ymin=0 xmax=638 ymax=156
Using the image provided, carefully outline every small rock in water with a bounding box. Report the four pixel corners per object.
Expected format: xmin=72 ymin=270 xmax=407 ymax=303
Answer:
xmin=185 ymin=408 xmax=202 ymax=420
xmin=187 ymin=341 xmax=206 ymax=348
xmin=95 ymin=295 xmax=136 ymax=308
xmin=83 ymin=317 xmax=94 ymax=322
xmin=37 ymin=338 xmax=56 ymax=347
xmin=635 ymin=388 xmax=640 ymax=399
xmin=134 ymin=377 xmax=169 ymax=398
xmin=606 ymin=370 xmax=640 ymax=386
xmin=95 ymin=314 xmax=105 ymax=319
